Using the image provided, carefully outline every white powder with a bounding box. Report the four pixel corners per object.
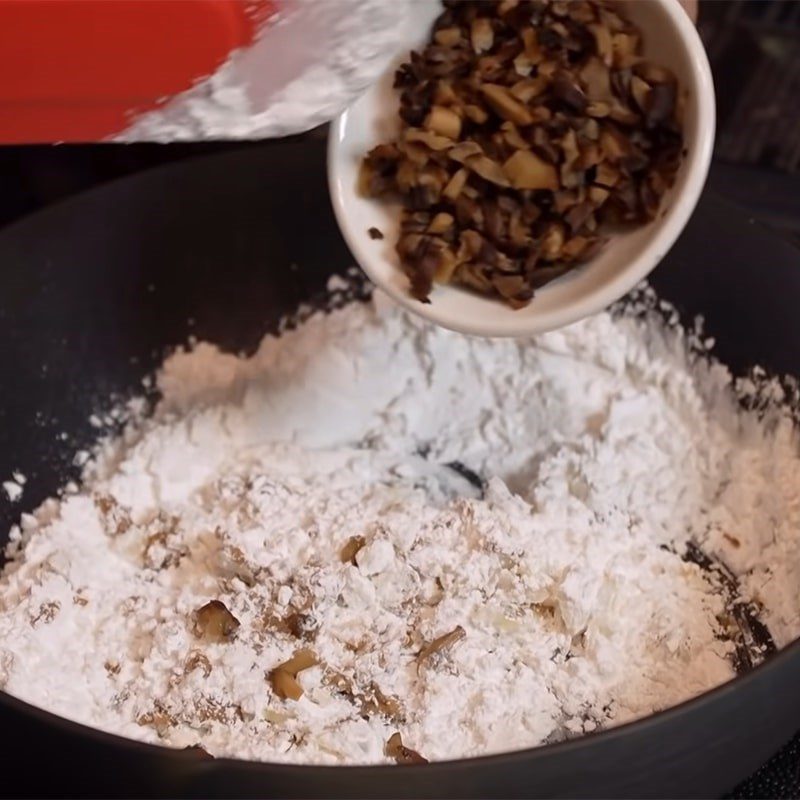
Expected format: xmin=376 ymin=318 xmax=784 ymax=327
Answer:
xmin=0 ymin=280 xmax=798 ymax=765
xmin=2 ymin=479 xmax=23 ymax=503
xmin=117 ymin=0 xmax=410 ymax=142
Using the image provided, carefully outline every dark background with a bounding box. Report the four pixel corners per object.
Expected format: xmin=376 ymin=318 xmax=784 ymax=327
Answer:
xmin=0 ymin=1 xmax=797 ymax=797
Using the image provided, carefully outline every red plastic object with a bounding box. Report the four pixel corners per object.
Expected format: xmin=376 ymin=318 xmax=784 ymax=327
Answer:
xmin=0 ymin=0 xmax=275 ymax=143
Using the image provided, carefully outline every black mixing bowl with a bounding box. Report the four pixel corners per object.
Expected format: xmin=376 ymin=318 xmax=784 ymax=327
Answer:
xmin=0 ymin=140 xmax=799 ymax=798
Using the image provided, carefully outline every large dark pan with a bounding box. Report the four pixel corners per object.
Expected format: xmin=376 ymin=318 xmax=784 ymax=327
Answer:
xmin=0 ymin=140 xmax=798 ymax=799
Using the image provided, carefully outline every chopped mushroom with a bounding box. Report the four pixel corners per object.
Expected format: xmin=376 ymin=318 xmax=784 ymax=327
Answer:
xmin=185 ymin=650 xmax=213 ymax=677
xmin=326 ymin=671 xmax=406 ymax=723
xmin=183 ymin=745 xmax=215 ymax=760
xmin=425 ymin=106 xmax=462 ymax=140
xmin=268 ymin=649 xmax=318 ymax=701
xmin=360 ymin=0 xmax=684 ymax=308
xmin=276 ymin=648 xmax=318 ymax=675
xmin=385 ymin=732 xmax=428 ymax=765
xmin=270 ymin=669 xmax=304 ymax=702
xmin=503 ymin=150 xmax=559 ymax=190
xmin=192 ymin=600 xmax=240 ymax=643
xmin=340 ymin=535 xmax=366 ymax=564
xmin=417 ymin=624 xmax=466 ymax=667
xmin=472 ymin=17 xmax=495 ymax=54
xmin=285 ymin=611 xmax=319 ymax=641
xmin=480 ymin=84 xmax=534 ymax=126
xmin=364 ymin=683 xmax=405 ymax=722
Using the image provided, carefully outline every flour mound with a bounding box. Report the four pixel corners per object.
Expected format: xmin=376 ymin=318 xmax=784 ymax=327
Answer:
xmin=1 ymin=285 xmax=798 ymax=764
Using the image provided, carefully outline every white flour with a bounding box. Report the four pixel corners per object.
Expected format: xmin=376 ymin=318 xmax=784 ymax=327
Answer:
xmin=117 ymin=0 xmax=409 ymax=142
xmin=0 ymin=281 xmax=798 ymax=765
xmin=2 ymin=473 xmax=24 ymax=504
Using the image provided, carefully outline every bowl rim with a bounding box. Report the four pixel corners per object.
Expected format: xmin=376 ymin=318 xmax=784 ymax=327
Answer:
xmin=328 ymin=0 xmax=717 ymax=337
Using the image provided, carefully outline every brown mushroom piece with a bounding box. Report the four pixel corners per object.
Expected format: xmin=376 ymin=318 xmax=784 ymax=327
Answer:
xmin=464 ymin=154 xmax=512 ymax=188
xmin=644 ymin=82 xmax=677 ymax=128
xmin=417 ymin=625 xmax=466 ymax=667
xmin=359 ymin=0 xmax=684 ymax=307
xmin=492 ymin=274 xmax=534 ymax=309
xmin=285 ymin=611 xmax=319 ymax=641
xmin=442 ymin=168 xmax=469 ymax=200
xmin=471 ymin=17 xmax=494 ymax=54
xmin=463 ymin=104 xmax=490 ymax=124
xmin=541 ymin=224 xmax=566 ymax=260
xmin=434 ymin=27 xmax=462 ymax=47
xmin=268 ymin=649 xmax=318 ymax=702
xmin=565 ymin=202 xmax=595 ymax=233
xmin=385 ymin=732 xmax=428 ymax=765
xmin=448 ymin=141 xmax=485 ymax=165
xmin=270 ymin=669 xmax=304 ymax=702
xmin=424 ymin=106 xmax=462 ymax=140
xmin=589 ymin=22 xmax=613 ymax=66
xmin=183 ymin=745 xmax=215 ymax=760
xmin=405 ymin=128 xmax=454 ymax=152
xmin=428 ymin=212 xmax=455 ymax=235
xmin=629 ymin=75 xmax=652 ymax=114
xmin=480 ymin=84 xmax=534 ymax=126
xmin=503 ymin=149 xmax=559 ymax=191
xmin=509 ymin=76 xmax=548 ymax=103
xmin=363 ymin=683 xmax=405 ymax=723
xmin=405 ymin=234 xmax=459 ymax=298
xmin=528 ymin=263 xmax=572 ymax=288
xmin=552 ymin=71 xmax=588 ymax=113
xmin=193 ymin=600 xmax=240 ymax=643
xmin=531 ymin=126 xmax=561 ymax=163
xmin=586 ymin=101 xmax=611 ymax=119
xmin=612 ymin=32 xmax=640 ymax=68
xmin=340 ymin=535 xmax=366 ymax=564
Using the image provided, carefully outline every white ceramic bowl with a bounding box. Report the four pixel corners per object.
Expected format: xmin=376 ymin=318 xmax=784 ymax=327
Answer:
xmin=328 ymin=0 xmax=715 ymax=337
